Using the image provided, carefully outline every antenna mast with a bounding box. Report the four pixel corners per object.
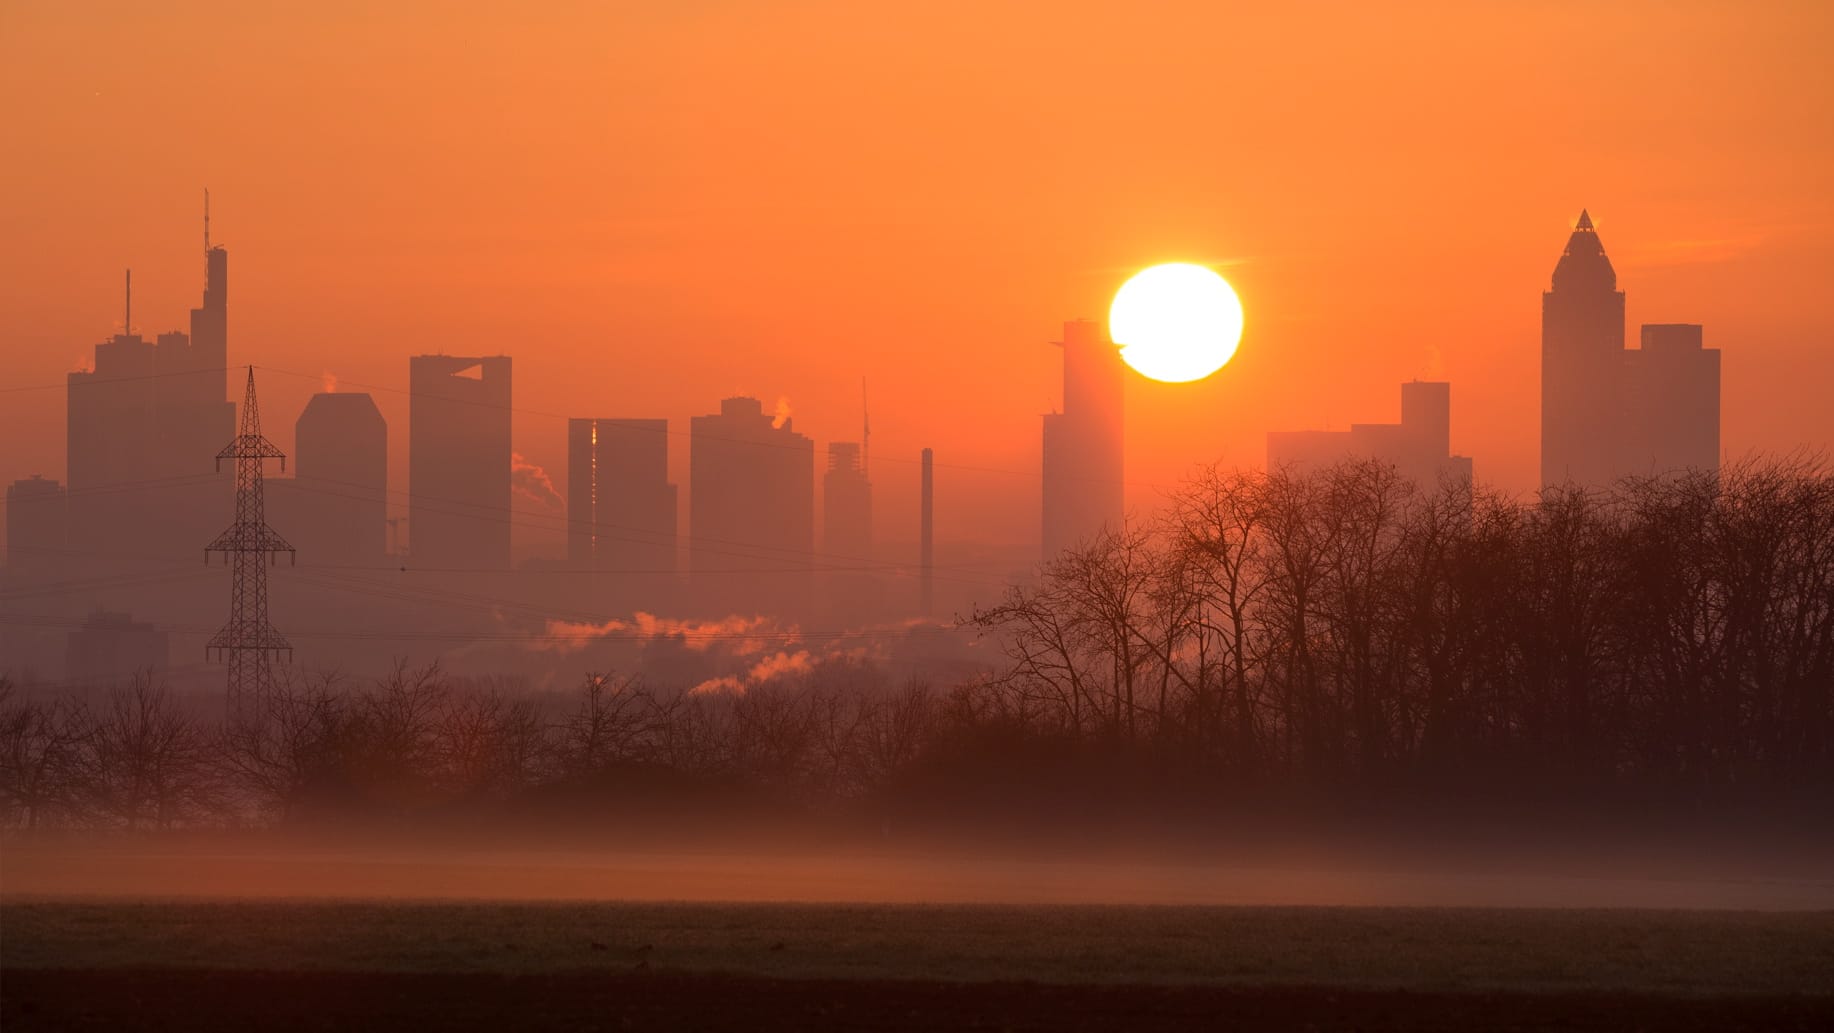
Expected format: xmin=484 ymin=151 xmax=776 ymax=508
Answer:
xmin=862 ymin=376 xmax=871 ymax=475
xmin=204 ymin=188 xmax=211 ymax=251
xmin=124 ymin=269 xmax=131 ymax=335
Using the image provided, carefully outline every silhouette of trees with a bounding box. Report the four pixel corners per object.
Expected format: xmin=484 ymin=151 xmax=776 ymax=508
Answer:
xmin=0 ymin=677 xmax=89 ymax=829
xmin=80 ymin=674 xmax=221 ymax=829
xmin=4 ymin=456 xmax=1831 ymax=832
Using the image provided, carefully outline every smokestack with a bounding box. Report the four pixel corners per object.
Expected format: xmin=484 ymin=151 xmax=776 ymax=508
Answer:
xmin=920 ymin=447 xmax=934 ymax=617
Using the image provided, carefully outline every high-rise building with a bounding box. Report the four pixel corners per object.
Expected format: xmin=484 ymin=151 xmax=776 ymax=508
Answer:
xmin=819 ymin=440 xmax=876 ymax=619
xmin=1541 ymin=210 xmax=1626 ymax=489
xmin=1041 ymin=318 xmax=1124 ymax=560
xmin=1540 ymin=211 xmax=1721 ymax=487
xmin=66 ymin=244 xmax=234 ymax=563
xmin=1626 ymin=324 xmax=1720 ymax=476
xmin=567 ymin=417 xmax=677 ymax=579
xmin=154 ymin=238 xmax=236 ymax=484
xmin=278 ymin=391 xmax=389 ymax=565
xmin=5 ymin=475 xmax=66 ymax=578
xmin=822 ymin=442 xmax=871 ymax=559
xmin=1268 ymin=380 xmax=1474 ymax=487
xmin=920 ymin=447 xmax=934 ymax=617
xmin=689 ymin=397 xmax=814 ymax=615
xmin=408 ymin=355 xmax=512 ymax=568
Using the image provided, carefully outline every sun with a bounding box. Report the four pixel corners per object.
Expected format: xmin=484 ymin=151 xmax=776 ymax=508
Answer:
xmin=1109 ymin=263 xmax=1244 ymax=383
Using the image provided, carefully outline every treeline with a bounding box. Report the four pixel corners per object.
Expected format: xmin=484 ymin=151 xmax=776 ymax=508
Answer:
xmin=968 ymin=456 xmax=1834 ymax=799
xmin=2 ymin=457 xmax=1830 ymax=831
xmin=0 ymin=664 xmax=939 ymax=830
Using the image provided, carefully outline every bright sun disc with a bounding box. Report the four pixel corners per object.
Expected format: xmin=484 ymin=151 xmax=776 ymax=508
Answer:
xmin=1109 ymin=263 xmax=1244 ymax=383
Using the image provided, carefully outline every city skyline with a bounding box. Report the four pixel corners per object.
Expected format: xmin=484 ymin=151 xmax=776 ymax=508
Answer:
xmin=4 ymin=8 xmax=1832 ymax=1029
xmin=0 ymin=204 xmax=1772 ymax=584
xmin=4 ymin=3 xmax=1830 ymax=553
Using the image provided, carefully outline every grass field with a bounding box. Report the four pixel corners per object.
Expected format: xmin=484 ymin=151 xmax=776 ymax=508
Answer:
xmin=4 ymin=899 xmax=1832 ymax=1030
xmin=5 ymin=898 xmax=1833 ymax=992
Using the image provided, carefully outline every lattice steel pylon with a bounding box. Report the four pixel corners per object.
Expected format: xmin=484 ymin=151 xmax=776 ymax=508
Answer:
xmin=206 ymin=366 xmax=295 ymax=722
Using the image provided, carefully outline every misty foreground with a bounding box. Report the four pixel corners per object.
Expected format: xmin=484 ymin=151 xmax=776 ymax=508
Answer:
xmin=5 ymin=900 xmax=1833 ymax=1031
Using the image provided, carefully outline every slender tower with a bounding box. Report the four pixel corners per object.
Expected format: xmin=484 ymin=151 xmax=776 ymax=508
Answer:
xmin=206 ymin=367 xmax=294 ymax=722
xmin=1541 ymin=210 xmax=1625 ymax=488
xmin=919 ymin=447 xmax=934 ymax=617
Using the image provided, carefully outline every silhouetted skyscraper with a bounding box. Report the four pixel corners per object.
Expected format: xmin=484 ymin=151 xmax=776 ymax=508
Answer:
xmin=920 ymin=447 xmax=934 ymax=617
xmin=287 ymin=391 xmax=389 ymax=565
xmin=819 ymin=440 xmax=875 ymax=618
xmin=1626 ymin=324 xmax=1720 ymax=475
xmin=5 ymin=475 xmax=65 ymax=578
xmin=822 ymin=442 xmax=872 ymax=559
xmin=1041 ymin=318 xmax=1124 ymax=560
xmin=1541 ymin=210 xmax=1626 ymax=489
xmin=1540 ymin=212 xmax=1721 ymax=486
xmin=1268 ymin=379 xmax=1474 ymax=486
xmin=67 ymin=245 xmax=234 ymax=563
xmin=689 ymin=397 xmax=813 ymax=615
xmin=567 ymin=418 xmax=678 ymax=583
xmin=408 ymin=355 xmax=512 ymax=568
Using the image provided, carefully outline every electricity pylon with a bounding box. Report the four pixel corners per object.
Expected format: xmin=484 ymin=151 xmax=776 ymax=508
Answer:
xmin=206 ymin=366 xmax=294 ymax=722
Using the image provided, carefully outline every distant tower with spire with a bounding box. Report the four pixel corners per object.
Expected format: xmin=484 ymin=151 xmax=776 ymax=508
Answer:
xmin=1541 ymin=209 xmax=1627 ymax=488
xmin=1540 ymin=210 xmax=1719 ymax=488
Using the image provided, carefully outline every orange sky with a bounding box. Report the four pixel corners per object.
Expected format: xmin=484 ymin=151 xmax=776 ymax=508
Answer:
xmin=3 ymin=0 xmax=1831 ymax=551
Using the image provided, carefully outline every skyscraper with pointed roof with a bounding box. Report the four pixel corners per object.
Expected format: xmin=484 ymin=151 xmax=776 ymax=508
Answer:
xmin=1539 ymin=211 xmax=1720 ymax=488
xmin=1541 ymin=209 xmax=1627 ymax=489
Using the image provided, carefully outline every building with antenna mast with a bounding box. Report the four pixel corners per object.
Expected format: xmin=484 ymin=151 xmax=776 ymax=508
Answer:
xmin=65 ymin=197 xmax=235 ymax=568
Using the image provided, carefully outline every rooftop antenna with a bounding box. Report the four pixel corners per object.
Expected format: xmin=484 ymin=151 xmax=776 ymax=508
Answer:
xmin=124 ymin=269 xmax=131 ymax=335
xmin=861 ymin=376 xmax=871 ymax=476
xmin=204 ymin=188 xmax=211 ymax=251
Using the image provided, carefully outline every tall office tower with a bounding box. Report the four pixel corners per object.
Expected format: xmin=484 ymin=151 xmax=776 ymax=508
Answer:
xmin=1626 ymin=324 xmax=1720 ymax=475
xmin=67 ymin=276 xmax=159 ymax=557
xmin=157 ymin=227 xmax=236 ymax=478
xmin=822 ymin=442 xmax=872 ymax=559
xmin=689 ymin=397 xmax=814 ymax=616
xmin=1541 ymin=210 xmax=1626 ymax=489
xmin=408 ymin=355 xmax=512 ymax=568
xmin=1539 ymin=212 xmax=1722 ymax=486
xmin=189 ymin=228 xmax=229 ymax=395
xmin=820 ymin=441 xmax=875 ymax=619
xmin=67 ymin=227 xmax=235 ymax=565
xmin=567 ymin=418 xmax=678 ymax=579
xmin=5 ymin=475 xmax=66 ymax=578
xmin=919 ymin=447 xmax=934 ymax=617
xmin=1041 ymin=317 xmax=1125 ymax=560
xmin=287 ymin=391 xmax=389 ymax=565
xmin=1268 ymin=380 xmax=1475 ymax=487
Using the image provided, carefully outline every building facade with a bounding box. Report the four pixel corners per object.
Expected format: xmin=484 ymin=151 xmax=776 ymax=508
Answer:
xmin=1268 ymin=380 xmax=1474 ymax=487
xmin=1541 ymin=211 xmax=1721 ymax=488
xmin=689 ymin=397 xmax=814 ymax=616
xmin=407 ymin=355 xmax=512 ymax=568
xmin=566 ymin=417 xmax=678 ymax=589
xmin=1041 ymin=318 xmax=1124 ymax=560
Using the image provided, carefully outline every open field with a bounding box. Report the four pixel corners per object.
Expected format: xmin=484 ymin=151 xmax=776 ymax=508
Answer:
xmin=6 ymin=842 xmax=1833 ymax=1031
xmin=5 ymin=898 xmax=1834 ymax=1030
xmin=6 ymin=898 xmax=1834 ymax=994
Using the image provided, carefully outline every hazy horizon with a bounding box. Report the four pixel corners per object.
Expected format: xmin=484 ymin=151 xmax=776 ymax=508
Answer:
xmin=5 ymin=1 xmax=1832 ymax=554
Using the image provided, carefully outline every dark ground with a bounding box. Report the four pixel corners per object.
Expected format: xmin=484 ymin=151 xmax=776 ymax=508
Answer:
xmin=5 ymin=897 xmax=1832 ymax=1031
xmin=6 ymin=968 xmax=1834 ymax=1032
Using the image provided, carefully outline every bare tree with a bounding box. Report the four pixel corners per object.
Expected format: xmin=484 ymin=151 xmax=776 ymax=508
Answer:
xmin=79 ymin=673 xmax=221 ymax=829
